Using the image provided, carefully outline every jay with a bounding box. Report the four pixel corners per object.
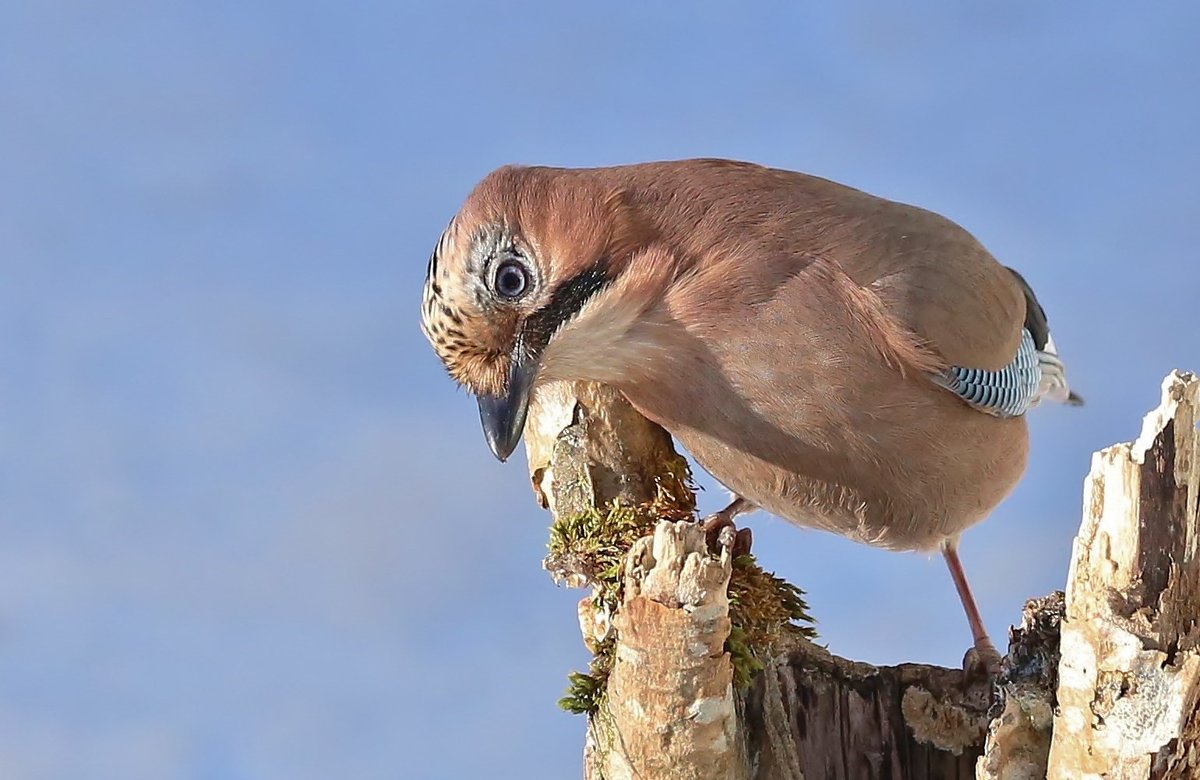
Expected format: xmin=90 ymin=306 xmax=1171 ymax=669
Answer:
xmin=420 ymin=159 xmax=1081 ymax=667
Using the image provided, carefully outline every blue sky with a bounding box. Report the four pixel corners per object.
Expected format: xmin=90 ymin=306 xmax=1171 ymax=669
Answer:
xmin=2 ymin=2 xmax=1198 ymax=778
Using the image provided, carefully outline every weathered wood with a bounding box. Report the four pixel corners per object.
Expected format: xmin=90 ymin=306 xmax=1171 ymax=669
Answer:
xmin=743 ymin=634 xmax=989 ymax=779
xmin=522 ymin=371 xmax=1200 ymax=779
xmin=528 ymin=382 xmax=737 ymax=779
xmin=1045 ymin=370 xmax=1200 ymax=778
xmin=597 ymin=521 xmax=747 ymax=780
xmin=978 ymin=592 xmax=1064 ymax=780
xmin=527 ymin=381 xmax=684 ymax=521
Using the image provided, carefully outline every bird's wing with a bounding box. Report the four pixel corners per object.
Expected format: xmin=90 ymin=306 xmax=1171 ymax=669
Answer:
xmin=841 ymin=203 xmax=1077 ymax=417
xmin=935 ymin=328 xmax=1043 ymax=417
xmin=843 ymin=204 xmax=1026 ymax=373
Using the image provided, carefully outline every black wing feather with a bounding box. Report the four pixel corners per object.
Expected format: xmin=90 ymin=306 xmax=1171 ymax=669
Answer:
xmin=1006 ymin=266 xmax=1050 ymax=350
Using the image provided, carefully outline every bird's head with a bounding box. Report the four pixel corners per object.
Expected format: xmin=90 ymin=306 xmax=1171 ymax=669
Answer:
xmin=421 ymin=165 xmax=661 ymax=462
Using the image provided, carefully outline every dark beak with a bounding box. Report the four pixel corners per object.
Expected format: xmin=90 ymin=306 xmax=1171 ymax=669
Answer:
xmin=477 ymin=356 xmax=537 ymax=462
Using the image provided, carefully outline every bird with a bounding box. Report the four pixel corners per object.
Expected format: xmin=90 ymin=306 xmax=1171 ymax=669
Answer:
xmin=420 ymin=158 xmax=1081 ymax=669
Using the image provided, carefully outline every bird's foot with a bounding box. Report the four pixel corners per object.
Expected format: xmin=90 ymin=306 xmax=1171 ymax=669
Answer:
xmin=941 ymin=542 xmax=1003 ymax=684
xmin=962 ymin=636 xmax=1003 ymax=684
xmin=701 ymin=512 xmax=753 ymax=558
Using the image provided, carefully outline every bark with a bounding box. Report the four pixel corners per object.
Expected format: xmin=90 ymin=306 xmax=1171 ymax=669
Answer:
xmin=521 ymin=371 xmax=1200 ymax=779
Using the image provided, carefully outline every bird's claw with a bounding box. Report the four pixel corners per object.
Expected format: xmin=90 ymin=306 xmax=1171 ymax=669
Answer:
xmin=702 ymin=512 xmax=753 ymax=558
xmin=962 ymin=639 xmax=1003 ymax=684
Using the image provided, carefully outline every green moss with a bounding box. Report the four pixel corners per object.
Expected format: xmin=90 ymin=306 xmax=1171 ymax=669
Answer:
xmin=653 ymin=452 xmax=700 ymax=515
xmin=725 ymin=552 xmax=817 ymax=688
xmin=558 ymin=640 xmax=614 ymax=715
xmin=551 ymin=459 xmax=816 ymax=715
xmin=547 ymin=503 xmax=653 ymax=613
xmin=549 ymin=501 xmax=654 ymax=716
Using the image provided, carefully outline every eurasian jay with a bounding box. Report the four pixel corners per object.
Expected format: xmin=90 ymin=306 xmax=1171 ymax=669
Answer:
xmin=420 ymin=159 xmax=1081 ymax=667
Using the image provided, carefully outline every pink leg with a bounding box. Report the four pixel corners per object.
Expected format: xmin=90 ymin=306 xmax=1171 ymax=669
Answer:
xmin=941 ymin=541 xmax=1001 ymax=668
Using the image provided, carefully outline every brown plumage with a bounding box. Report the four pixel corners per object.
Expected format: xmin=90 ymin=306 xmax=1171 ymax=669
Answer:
xmin=421 ymin=158 xmax=1081 ymax=665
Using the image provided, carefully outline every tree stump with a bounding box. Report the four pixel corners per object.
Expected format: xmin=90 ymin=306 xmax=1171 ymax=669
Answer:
xmin=521 ymin=371 xmax=1200 ymax=779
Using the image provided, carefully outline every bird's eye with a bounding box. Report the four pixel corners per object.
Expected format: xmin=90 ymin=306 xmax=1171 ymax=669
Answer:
xmin=493 ymin=260 xmax=530 ymax=301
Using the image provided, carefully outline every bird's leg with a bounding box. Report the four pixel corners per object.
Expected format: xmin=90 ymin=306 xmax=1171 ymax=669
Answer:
xmin=940 ymin=540 xmax=1002 ymax=676
xmin=701 ymin=496 xmax=755 ymax=557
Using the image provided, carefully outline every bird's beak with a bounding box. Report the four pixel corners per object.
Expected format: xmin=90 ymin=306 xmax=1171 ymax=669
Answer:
xmin=476 ymin=354 xmax=537 ymax=462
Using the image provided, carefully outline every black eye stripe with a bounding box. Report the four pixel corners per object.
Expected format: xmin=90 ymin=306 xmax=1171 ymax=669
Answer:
xmin=516 ymin=263 xmax=612 ymax=360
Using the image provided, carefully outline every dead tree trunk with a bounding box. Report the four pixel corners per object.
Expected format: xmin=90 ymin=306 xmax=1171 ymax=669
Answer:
xmin=522 ymin=371 xmax=1200 ymax=779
